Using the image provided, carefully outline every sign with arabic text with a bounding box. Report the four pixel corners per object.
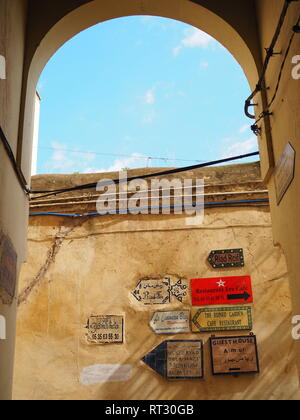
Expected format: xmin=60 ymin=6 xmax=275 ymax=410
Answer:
xmin=132 ymin=275 xmax=188 ymax=305
xmin=210 ymin=335 xmax=259 ymax=375
xmin=275 ymin=142 xmax=296 ymax=205
xmin=86 ymin=315 xmax=124 ymax=344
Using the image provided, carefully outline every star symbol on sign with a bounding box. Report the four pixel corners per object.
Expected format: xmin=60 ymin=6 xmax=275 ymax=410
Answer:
xmin=217 ymin=280 xmax=226 ymax=288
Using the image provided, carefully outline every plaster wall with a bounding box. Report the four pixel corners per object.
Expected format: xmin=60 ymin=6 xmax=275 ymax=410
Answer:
xmin=0 ymin=0 xmax=29 ymax=401
xmin=13 ymin=168 xmax=300 ymax=400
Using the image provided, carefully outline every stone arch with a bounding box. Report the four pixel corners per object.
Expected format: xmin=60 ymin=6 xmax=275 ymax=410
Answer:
xmin=19 ymin=0 xmax=261 ymax=175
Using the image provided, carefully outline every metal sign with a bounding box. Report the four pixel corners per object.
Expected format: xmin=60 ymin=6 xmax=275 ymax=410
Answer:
xmin=132 ymin=275 xmax=188 ymax=305
xmin=142 ymin=340 xmax=204 ymax=380
xmin=210 ymin=335 xmax=260 ymax=375
xmin=275 ymin=142 xmax=296 ymax=205
xmin=150 ymin=311 xmax=190 ymax=334
xmin=0 ymin=232 xmax=17 ymax=304
xmin=191 ymin=276 xmax=253 ymax=306
xmin=192 ymin=306 xmax=253 ymax=333
xmin=86 ymin=315 xmax=124 ymax=344
xmin=208 ymin=249 xmax=244 ymax=269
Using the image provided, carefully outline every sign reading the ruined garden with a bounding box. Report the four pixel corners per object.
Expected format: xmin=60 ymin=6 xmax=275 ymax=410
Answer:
xmin=275 ymin=142 xmax=296 ymax=205
xmin=208 ymin=249 xmax=244 ymax=269
xmin=192 ymin=306 xmax=253 ymax=333
xmin=191 ymin=276 xmax=253 ymax=306
xmin=142 ymin=340 xmax=203 ymax=380
xmin=150 ymin=311 xmax=190 ymax=334
xmin=210 ymin=335 xmax=259 ymax=375
xmin=0 ymin=232 xmax=17 ymax=304
xmin=132 ymin=275 xmax=188 ymax=305
xmin=86 ymin=315 xmax=124 ymax=344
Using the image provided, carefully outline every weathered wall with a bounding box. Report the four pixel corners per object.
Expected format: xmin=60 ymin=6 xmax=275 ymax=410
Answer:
xmin=254 ymin=0 xmax=300 ymax=371
xmin=0 ymin=0 xmax=29 ymax=401
xmin=13 ymin=166 xmax=300 ymax=400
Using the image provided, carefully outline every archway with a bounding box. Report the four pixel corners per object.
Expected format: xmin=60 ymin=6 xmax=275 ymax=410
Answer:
xmin=19 ymin=0 xmax=261 ymax=179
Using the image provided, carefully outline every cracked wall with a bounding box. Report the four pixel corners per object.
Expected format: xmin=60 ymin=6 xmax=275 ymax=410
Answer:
xmin=13 ymin=203 xmax=300 ymax=400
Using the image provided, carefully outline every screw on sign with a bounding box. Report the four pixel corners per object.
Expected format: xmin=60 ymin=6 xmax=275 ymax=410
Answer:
xmin=191 ymin=276 xmax=253 ymax=306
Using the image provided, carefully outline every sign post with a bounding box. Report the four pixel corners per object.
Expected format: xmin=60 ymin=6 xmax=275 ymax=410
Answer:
xmin=192 ymin=306 xmax=253 ymax=332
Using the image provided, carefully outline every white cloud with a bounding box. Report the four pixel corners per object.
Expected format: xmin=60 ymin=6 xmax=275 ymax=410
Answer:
xmin=45 ymin=142 xmax=96 ymax=173
xmin=221 ymin=136 xmax=258 ymax=159
xmin=173 ymin=28 xmax=215 ymax=56
xmin=182 ymin=28 xmax=214 ymax=48
xmin=200 ymin=60 xmax=209 ymax=69
xmin=239 ymin=124 xmax=250 ymax=134
xmin=173 ymin=46 xmax=182 ymax=57
xmin=83 ymin=153 xmax=148 ymax=173
xmin=145 ymin=89 xmax=155 ymax=105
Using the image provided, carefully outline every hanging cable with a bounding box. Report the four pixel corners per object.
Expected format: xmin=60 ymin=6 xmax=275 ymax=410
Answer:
xmin=29 ymin=151 xmax=260 ymax=201
xmin=245 ymin=0 xmax=300 ymax=134
xmin=0 ymin=124 xmax=259 ymax=199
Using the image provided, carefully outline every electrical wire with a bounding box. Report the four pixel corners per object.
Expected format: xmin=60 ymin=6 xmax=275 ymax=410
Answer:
xmin=245 ymin=0 xmax=300 ymax=134
xmin=39 ymin=146 xmax=206 ymax=165
xmin=30 ymin=151 xmax=260 ymax=201
xmin=0 ymin=123 xmax=260 ymax=200
xmin=28 ymin=198 xmax=270 ymax=217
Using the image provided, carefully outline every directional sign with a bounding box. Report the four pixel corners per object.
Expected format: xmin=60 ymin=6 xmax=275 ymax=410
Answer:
xmin=85 ymin=315 xmax=124 ymax=344
xmin=210 ymin=335 xmax=260 ymax=375
xmin=192 ymin=306 xmax=253 ymax=333
xmin=150 ymin=311 xmax=190 ymax=334
xmin=191 ymin=276 xmax=253 ymax=306
xmin=132 ymin=275 xmax=188 ymax=305
xmin=142 ymin=340 xmax=204 ymax=380
xmin=208 ymin=249 xmax=244 ymax=269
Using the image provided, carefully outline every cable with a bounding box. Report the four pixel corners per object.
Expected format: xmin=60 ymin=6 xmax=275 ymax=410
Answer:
xmin=39 ymin=146 xmax=206 ymax=164
xmin=0 ymin=126 xmax=30 ymax=194
xmin=0 ymin=123 xmax=259 ymax=199
xmin=28 ymin=198 xmax=270 ymax=217
xmin=30 ymin=151 xmax=260 ymax=200
xmin=245 ymin=0 xmax=300 ymax=134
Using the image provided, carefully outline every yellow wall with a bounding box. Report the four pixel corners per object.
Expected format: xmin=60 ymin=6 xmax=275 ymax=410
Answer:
xmin=1 ymin=0 xmax=300 ymax=400
xmin=13 ymin=182 xmax=300 ymax=400
xmin=0 ymin=0 xmax=29 ymax=401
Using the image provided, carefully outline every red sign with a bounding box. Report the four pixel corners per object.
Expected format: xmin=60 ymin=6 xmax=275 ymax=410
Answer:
xmin=191 ymin=276 xmax=253 ymax=306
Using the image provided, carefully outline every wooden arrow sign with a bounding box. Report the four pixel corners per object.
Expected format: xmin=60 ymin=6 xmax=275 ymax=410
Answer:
xmin=142 ymin=340 xmax=204 ymax=380
xmin=208 ymin=249 xmax=244 ymax=269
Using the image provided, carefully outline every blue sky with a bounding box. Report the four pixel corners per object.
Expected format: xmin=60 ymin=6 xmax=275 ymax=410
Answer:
xmin=36 ymin=16 xmax=258 ymax=174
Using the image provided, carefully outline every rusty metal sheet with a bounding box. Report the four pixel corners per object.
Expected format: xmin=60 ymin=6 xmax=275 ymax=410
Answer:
xmin=210 ymin=334 xmax=260 ymax=375
xmin=0 ymin=232 xmax=17 ymax=304
xmin=192 ymin=306 xmax=253 ymax=332
xmin=208 ymin=249 xmax=245 ymax=269
xmin=85 ymin=315 xmax=124 ymax=344
xmin=142 ymin=340 xmax=204 ymax=380
xmin=150 ymin=310 xmax=190 ymax=334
